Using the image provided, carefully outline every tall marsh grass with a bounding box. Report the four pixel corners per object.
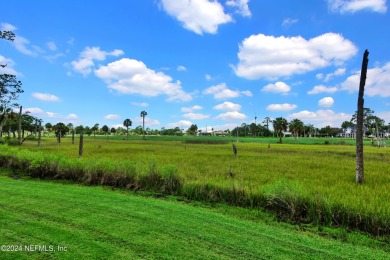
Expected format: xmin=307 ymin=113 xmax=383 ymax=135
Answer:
xmin=1 ymin=137 xmax=389 ymax=236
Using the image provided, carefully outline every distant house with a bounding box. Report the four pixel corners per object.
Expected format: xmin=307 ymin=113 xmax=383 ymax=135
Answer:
xmin=214 ymin=131 xmax=228 ymax=136
xmin=337 ymin=126 xmax=357 ymax=138
xmin=282 ymin=131 xmax=292 ymax=137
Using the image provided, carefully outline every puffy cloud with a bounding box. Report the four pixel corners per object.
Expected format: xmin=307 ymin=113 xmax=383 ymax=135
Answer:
xmin=241 ymin=90 xmax=253 ymax=97
xmin=131 ymin=102 xmax=149 ymax=107
xmin=262 ymin=81 xmax=291 ymax=93
xmin=288 ymin=109 xmax=351 ymax=128
xmin=340 ymin=62 xmax=390 ymax=97
xmin=183 ymin=112 xmax=210 ymax=120
xmin=132 ymin=117 xmax=160 ymax=127
xmin=104 ymin=114 xmax=120 ymax=120
xmin=181 ymin=105 xmax=203 ymax=112
xmin=67 ymin=114 xmax=79 ymax=119
xmin=95 ymin=58 xmax=192 ymax=101
xmin=203 ymin=83 xmax=252 ymax=99
xmin=213 ymin=101 xmax=241 ymax=111
xmin=328 ymin=0 xmax=387 ymax=13
xmin=165 ymin=120 xmax=193 ymax=129
xmin=324 ymin=67 xmax=346 ymax=82
xmin=215 ymin=111 xmax=247 ymax=120
xmin=226 ymin=0 xmax=252 ymax=17
xmin=266 ymin=103 xmax=297 ymax=111
xmin=307 ymin=85 xmax=338 ymax=94
xmin=234 ymin=33 xmax=357 ymax=79
xmin=318 ymin=97 xmax=335 ymax=107
xmin=22 ymin=107 xmax=60 ymax=118
xmin=160 ymin=0 xmax=232 ymax=35
xmin=31 ymin=93 xmax=60 ymax=102
xmin=71 ymin=46 xmax=124 ymax=76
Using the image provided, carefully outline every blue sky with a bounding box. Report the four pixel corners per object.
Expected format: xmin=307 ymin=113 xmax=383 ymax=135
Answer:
xmin=1 ymin=0 xmax=389 ymax=131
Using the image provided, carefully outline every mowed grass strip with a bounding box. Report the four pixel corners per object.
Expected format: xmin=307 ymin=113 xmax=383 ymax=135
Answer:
xmin=1 ymin=174 xmax=389 ymax=259
xmin=3 ymin=138 xmax=390 ymax=235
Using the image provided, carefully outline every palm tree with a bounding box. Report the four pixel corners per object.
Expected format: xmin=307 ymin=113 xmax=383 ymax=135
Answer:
xmin=289 ymin=119 xmax=304 ymax=143
xmin=140 ymin=110 xmax=147 ymax=140
xmin=123 ymin=119 xmax=132 ymax=140
xmin=273 ymin=117 xmax=288 ymax=144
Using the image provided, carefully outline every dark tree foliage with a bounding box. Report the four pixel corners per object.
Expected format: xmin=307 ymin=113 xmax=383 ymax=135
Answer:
xmin=75 ymin=125 xmax=85 ymax=134
xmin=186 ymin=124 xmax=198 ymax=136
xmin=0 ymin=31 xmax=15 ymax=41
xmin=53 ymin=122 xmax=69 ymax=137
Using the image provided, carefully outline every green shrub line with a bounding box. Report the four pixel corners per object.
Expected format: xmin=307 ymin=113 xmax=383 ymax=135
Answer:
xmin=0 ymin=144 xmax=389 ymax=237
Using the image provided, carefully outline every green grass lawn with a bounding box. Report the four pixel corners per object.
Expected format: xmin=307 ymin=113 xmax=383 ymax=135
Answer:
xmin=0 ymin=171 xmax=389 ymax=259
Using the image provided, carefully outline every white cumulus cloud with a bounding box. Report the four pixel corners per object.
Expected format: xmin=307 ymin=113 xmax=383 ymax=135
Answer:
xmin=226 ymin=0 xmax=252 ymax=17
xmin=215 ymin=111 xmax=247 ymax=121
xmin=203 ymin=83 xmax=252 ymax=99
xmin=31 ymin=93 xmax=60 ymax=102
xmin=262 ymin=82 xmax=291 ymax=93
xmin=22 ymin=107 xmax=60 ymax=118
xmin=324 ymin=67 xmax=346 ymax=82
xmin=183 ymin=113 xmax=210 ymax=120
xmin=328 ymin=0 xmax=387 ymax=13
xmin=234 ymin=33 xmax=358 ymax=79
xmin=213 ymin=101 xmax=241 ymax=111
xmin=266 ymin=103 xmax=297 ymax=111
xmin=181 ymin=105 xmax=203 ymax=112
xmin=95 ymin=58 xmax=192 ymax=102
xmin=71 ymin=46 xmax=124 ymax=76
xmin=160 ymin=0 xmax=233 ymax=35
xmin=104 ymin=114 xmax=120 ymax=120
xmin=318 ymin=97 xmax=335 ymax=107
xmin=340 ymin=62 xmax=390 ymax=97
xmin=307 ymin=85 xmax=339 ymax=94
xmin=67 ymin=114 xmax=79 ymax=119
xmin=288 ymin=109 xmax=351 ymax=128
xmin=165 ymin=120 xmax=193 ymax=129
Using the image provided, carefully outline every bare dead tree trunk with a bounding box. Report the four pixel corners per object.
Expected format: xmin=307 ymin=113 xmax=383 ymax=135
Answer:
xmin=79 ymin=134 xmax=83 ymax=157
xmin=356 ymin=50 xmax=369 ymax=184
xmin=18 ymin=106 xmax=22 ymax=145
xmin=38 ymin=121 xmax=41 ymax=147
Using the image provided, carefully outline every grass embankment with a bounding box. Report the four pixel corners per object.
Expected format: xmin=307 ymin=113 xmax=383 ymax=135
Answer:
xmin=0 ymin=171 xmax=389 ymax=259
xmin=1 ymin=137 xmax=389 ymax=236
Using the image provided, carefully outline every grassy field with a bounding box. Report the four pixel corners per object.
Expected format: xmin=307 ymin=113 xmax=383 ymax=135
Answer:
xmin=1 ymin=136 xmax=389 ymax=236
xmin=0 ymin=171 xmax=389 ymax=259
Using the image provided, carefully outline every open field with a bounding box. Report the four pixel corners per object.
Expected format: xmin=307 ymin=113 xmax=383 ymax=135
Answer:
xmin=0 ymin=136 xmax=389 ymax=236
xmin=0 ymin=171 xmax=389 ymax=259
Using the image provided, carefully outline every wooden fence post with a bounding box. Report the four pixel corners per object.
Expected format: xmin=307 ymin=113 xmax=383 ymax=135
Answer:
xmin=79 ymin=134 xmax=83 ymax=157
